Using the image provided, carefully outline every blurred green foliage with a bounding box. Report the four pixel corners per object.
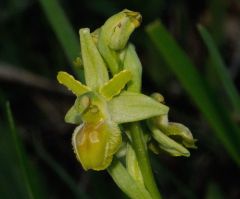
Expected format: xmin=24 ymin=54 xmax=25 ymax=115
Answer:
xmin=0 ymin=0 xmax=240 ymax=198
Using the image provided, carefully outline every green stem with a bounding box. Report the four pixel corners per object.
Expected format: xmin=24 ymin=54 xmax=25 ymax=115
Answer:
xmin=129 ymin=122 xmax=162 ymax=199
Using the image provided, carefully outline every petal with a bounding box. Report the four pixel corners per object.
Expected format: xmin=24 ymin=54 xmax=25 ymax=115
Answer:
xmin=99 ymin=69 xmax=132 ymax=100
xmin=72 ymin=120 xmax=122 ymax=170
xmin=57 ymin=71 xmax=90 ymax=96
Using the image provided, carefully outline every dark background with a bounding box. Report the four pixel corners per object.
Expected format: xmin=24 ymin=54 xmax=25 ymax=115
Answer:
xmin=0 ymin=0 xmax=240 ymax=198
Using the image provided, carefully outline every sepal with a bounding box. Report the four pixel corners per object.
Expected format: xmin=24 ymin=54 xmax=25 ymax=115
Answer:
xmin=108 ymin=91 xmax=169 ymax=124
xmin=80 ymin=28 xmax=109 ymax=89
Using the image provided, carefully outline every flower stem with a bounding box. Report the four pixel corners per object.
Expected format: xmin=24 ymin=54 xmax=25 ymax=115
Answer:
xmin=129 ymin=122 xmax=162 ymax=199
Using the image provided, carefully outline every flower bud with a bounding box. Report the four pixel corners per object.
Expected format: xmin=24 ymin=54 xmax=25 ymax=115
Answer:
xmin=161 ymin=122 xmax=197 ymax=149
xmin=149 ymin=124 xmax=190 ymax=157
xmin=148 ymin=94 xmax=196 ymax=156
xmin=108 ymin=9 xmax=142 ymax=50
xmin=151 ymin=92 xmax=165 ymax=103
xmin=97 ymin=9 xmax=142 ymax=74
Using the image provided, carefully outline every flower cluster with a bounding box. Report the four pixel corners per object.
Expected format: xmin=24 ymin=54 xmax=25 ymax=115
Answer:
xmin=57 ymin=9 xmax=196 ymax=171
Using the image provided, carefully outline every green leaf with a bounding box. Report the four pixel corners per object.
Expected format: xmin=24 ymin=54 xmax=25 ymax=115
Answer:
xmin=123 ymin=43 xmax=142 ymax=92
xmin=198 ymin=25 xmax=240 ymax=113
xmin=108 ymin=91 xmax=169 ymax=124
xmin=1 ymin=107 xmax=47 ymax=199
xmin=34 ymin=141 xmax=89 ymax=199
xmin=6 ymin=102 xmax=39 ymax=199
xmin=107 ymin=158 xmax=153 ymax=199
xmin=146 ymin=20 xmax=240 ymax=165
xmin=205 ymin=182 xmax=224 ymax=199
xmin=38 ymin=0 xmax=82 ymax=79
xmin=57 ymin=71 xmax=90 ymax=96
xmin=80 ymin=28 xmax=109 ymax=89
xmin=100 ymin=69 xmax=132 ymax=100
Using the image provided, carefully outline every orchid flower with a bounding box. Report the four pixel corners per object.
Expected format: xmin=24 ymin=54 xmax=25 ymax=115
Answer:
xmin=57 ymin=22 xmax=168 ymax=170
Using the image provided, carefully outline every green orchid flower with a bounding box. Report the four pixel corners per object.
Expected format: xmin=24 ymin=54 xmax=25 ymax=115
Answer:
xmin=57 ymin=27 xmax=168 ymax=171
xmin=54 ymin=8 xmax=197 ymax=199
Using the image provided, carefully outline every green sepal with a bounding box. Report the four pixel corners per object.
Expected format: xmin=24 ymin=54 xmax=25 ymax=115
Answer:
xmin=122 ymin=43 xmax=142 ymax=92
xmin=108 ymin=91 xmax=169 ymax=124
xmin=80 ymin=28 xmax=109 ymax=89
xmin=99 ymin=69 xmax=132 ymax=100
xmin=97 ymin=29 xmax=121 ymax=75
xmin=57 ymin=71 xmax=90 ymax=96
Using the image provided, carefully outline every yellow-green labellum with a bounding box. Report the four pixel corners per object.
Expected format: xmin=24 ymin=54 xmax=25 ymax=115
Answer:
xmin=72 ymin=120 xmax=121 ymax=171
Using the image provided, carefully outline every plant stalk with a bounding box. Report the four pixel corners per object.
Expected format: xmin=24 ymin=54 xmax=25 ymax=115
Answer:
xmin=129 ymin=122 xmax=162 ymax=199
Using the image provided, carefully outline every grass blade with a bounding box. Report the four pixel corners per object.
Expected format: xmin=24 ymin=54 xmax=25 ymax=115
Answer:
xmin=146 ymin=21 xmax=240 ymax=166
xmin=198 ymin=24 xmax=240 ymax=113
xmin=5 ymin=102 xmax=35 ymax=199
xmin=205 ymin=182 xmax=224 ymax=199
xmin=38 ymin=0 xmax=82 ymax=78
xmin=34 ymin=140 xmax=89 ymax=199
xmin=151 ymin=157 xmax=197 ymax=199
